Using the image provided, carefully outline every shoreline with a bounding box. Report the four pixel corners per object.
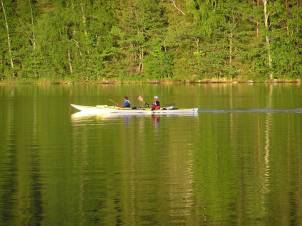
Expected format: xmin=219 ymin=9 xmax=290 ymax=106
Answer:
xmin=0 ymin=78 xmax=300 ymax=85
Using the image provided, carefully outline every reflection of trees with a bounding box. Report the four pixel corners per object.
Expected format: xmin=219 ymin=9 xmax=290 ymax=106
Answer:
xmin=28 ymin=88 xmax=43 ymax=226
xmin=70 ymin=116 xmax=198 ymax=225
xmin=262 ymin=85 xmax=272 ymax=195
xmin=4 ymin=86 xmax=44 ymax=226
xmin=164 ymin=122 xmax=194 ymax=223
xmin=1 ymin=84 xmax=302 ymax=225
xmin=191 ymin=84 xmax=302 ymax=226
xmin=0 ymin=94 xmax=17 ymax=225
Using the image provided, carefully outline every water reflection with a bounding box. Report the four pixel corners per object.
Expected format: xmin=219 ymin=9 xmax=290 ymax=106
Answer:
xmin=0 ymin=84 xmax=301 ymax=226
xmin=151 ymin=115 xmax=160 ymax=128
xmin=71 ymin=112 xmax=199 ymax=120
xmin=71 ymin=112 xmax=198 ymax=130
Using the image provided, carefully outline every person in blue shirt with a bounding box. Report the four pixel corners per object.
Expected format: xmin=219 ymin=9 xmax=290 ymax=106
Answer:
xmin=123 ymin=96 xmax=131 ymax=108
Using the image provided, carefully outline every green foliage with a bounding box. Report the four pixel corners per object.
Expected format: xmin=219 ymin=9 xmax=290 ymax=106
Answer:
xmin=144 ymin=45 xmax=173 ymax=79
xmin=0 ymin=0 xmax=301 ymax=80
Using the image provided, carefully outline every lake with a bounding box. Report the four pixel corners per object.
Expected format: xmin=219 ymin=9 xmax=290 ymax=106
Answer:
xmin=0 ymin=83 xmax=301 ymax=226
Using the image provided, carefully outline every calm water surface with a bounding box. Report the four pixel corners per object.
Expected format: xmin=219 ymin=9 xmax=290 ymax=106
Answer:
xmin=0 ymin=84 xmax=301 ymax=226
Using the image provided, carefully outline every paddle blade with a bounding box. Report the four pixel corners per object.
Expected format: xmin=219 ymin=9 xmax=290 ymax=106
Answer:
xmin=138 ymin=96 xmax=144 ymax=102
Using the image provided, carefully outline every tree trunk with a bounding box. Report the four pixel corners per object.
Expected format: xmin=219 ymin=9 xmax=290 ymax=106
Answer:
xmin=256 ymin=0 xmax=259 ymax=38
xmin=262 ymin=0 xmax=273 ymax=79
xmin=229 ymin=14 xmax=235 ymax=65
xmin=284 ymin=0 xmax=289 ymax=35
xmin=68 ymin=49 xmax=73 ymax=74
xmin=194 ymin=37 xmax=199 ymax=51
xmin=138 ymin=48 xmax=144 ymax=73
xmin=1 ymin=0 xmax=14 ymax=71
xmin=229 ymin=32 xmax=233 ymax=65
xmin=170 ymin=0 xmax=185 ymax=15
xmin=80 ymin=1 xmax=88 ymax=38
xmin=163 ymin=39 xmax=167 ymax=52
xmin=28 ymin=0 xmax=36 ymax=50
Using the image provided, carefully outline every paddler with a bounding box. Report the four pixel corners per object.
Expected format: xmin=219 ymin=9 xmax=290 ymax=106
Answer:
xmin=151 ymin=96 xmax=160 ymax=110
xmin=123 ymin=96 xmax=131 ymax=108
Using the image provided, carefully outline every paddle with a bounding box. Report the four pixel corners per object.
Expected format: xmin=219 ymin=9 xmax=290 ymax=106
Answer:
xmin=109 ymin=98 xmax=120 ymax=107
xmin=137 ymin=96 xmax=149 ymax=108
xmin=163 ymin=103 xmax=176 ymax=109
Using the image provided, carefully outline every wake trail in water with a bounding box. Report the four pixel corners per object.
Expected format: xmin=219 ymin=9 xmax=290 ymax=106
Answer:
xmin=198 ymin=108 xmax=302 ymax=113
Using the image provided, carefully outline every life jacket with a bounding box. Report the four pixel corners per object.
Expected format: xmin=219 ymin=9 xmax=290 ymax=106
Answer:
xmin=123 ymin=99 xmax=131 ymax=108
xmin=151 ymin=100 xmax=160 ymax=110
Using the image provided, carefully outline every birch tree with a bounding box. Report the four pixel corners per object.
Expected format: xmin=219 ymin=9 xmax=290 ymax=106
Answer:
xmin=262 ymin=0 xmax=273 ymax=79
xmin=28 ymin=0 xmax=36 ymax=50
xmin=0 ymin=0 xmax=301 ymax=79
xmin=1 ymin=0 xmax=14 ymax=72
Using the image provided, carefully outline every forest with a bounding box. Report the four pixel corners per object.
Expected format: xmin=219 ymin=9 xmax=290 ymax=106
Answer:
xmin=0 ymin=0 xmax=302 ymax=81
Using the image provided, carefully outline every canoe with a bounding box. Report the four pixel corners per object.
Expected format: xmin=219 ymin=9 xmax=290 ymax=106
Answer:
xmin=71 ymin=104 xmax=198 ymax=115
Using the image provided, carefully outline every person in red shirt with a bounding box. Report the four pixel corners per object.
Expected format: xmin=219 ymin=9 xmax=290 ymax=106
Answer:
xmin=151 ymin=96 xmax=160 ymax=110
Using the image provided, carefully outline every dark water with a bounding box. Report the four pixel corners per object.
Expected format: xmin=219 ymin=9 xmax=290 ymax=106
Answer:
xmin=0 ymin=83 xmax=301 ymax=226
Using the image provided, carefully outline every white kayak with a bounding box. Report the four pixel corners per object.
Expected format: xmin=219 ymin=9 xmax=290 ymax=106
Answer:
xmin=71 ymin=104 xmax=198 ymax=115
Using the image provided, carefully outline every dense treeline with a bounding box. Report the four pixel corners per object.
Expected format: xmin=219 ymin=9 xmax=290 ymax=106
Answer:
xmin=0 ymin=0 xmax=302 ymax=80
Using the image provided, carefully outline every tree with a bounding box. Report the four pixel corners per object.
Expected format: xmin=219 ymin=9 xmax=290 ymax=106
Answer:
xmin=0 ymin=0 xmax=301 ymax=80
xmin=1 ymin=0 xmax=14 ymax=76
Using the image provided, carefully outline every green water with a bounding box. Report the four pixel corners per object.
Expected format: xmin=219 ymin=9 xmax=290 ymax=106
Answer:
xmin=0 ymin=84 xmax=301 ymax=226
